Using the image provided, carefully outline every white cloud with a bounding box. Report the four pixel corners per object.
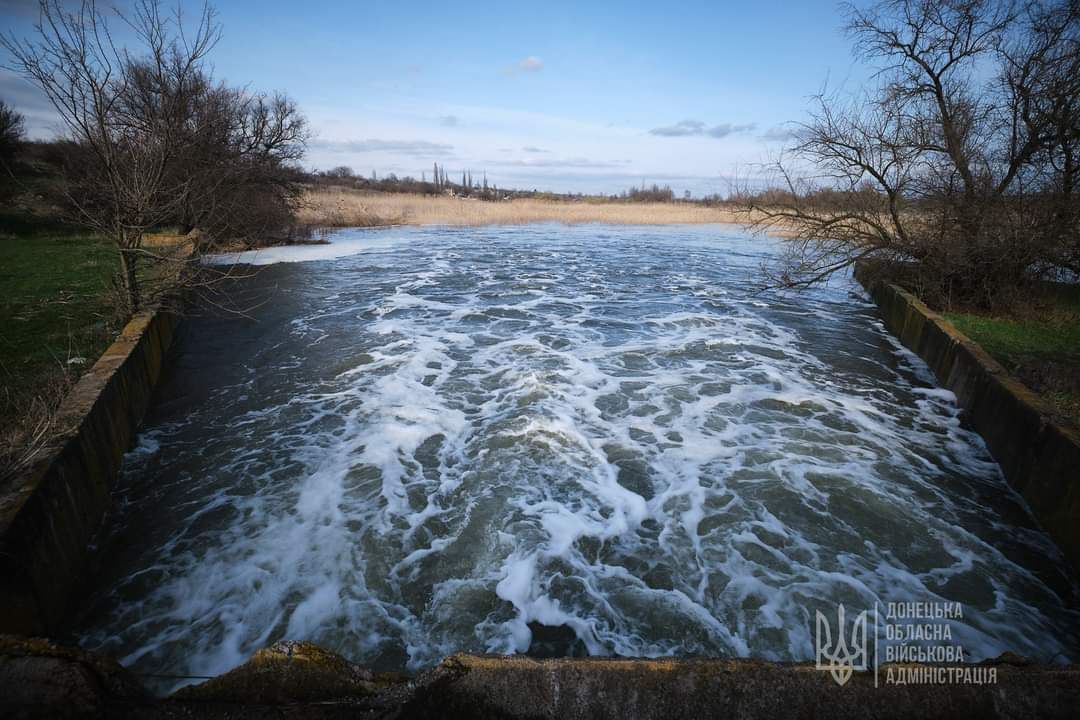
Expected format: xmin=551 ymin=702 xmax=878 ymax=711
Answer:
xmin=311 ymin=138 xmax=454 ymax=157
xmin=492 ymin=156 xmax=630 ymax=169
xmin=302 ymin=99 xmax=771 ymax=195
xmin=649 ymin=119 xmax=757 ymax=139
xmin=518 ymin=56 xmax=544 ymax=72
xmin=0 ymin=70 xmax=63 ymax=139
xmin=760 ymin=124 xmax=799 ymax=142
xmin=503 ymin=56 xmax=544 ymax=75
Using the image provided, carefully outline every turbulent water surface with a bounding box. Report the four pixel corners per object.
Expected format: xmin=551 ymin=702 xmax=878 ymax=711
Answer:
xmin=77 ymin=224 xmax=1080 ymax=689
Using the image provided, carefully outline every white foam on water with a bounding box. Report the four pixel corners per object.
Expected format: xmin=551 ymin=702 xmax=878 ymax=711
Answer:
xmin=80 ymin=225 xmax=1080 ymax=692
xmin=203 ymin=226 xmax=410 ymax=266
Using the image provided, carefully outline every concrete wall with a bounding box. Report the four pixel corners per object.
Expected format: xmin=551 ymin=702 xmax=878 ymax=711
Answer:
xmin=4 ymin=637 xmax=1079 ymax=719
xmin=0 ymin=308 xmax=179 ymax=636
xmin=856 ymin=271 xmax=1080 ymax=573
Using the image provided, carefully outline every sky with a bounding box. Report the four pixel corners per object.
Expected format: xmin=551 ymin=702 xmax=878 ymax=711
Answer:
xmin=0 ymin=0 xmax=872 ymax=196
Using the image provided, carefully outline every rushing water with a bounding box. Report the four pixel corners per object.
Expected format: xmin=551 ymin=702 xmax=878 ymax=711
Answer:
xmin=76 ymin=224 xmax=1080 ymax=690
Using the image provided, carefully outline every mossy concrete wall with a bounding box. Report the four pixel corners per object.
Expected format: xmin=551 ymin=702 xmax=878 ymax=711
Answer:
xmin=396 ymin=654 xmax=1079 ymax=720
xmin=3 ymin=636 xmax=1079 ymax=719
xmin=856 ymin=270 xmax=1080 ymax=572
xmin=0 ymin=308 xmax=179 ymax=636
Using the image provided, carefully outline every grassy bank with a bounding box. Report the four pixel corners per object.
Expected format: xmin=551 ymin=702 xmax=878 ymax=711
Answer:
xmin=298 ymin=187 xmax=750 ymax=227
xmin=943 ymin=284 xmax=1080 ymax=428
xmin=0 ymin=212 xmax=119 ymax=478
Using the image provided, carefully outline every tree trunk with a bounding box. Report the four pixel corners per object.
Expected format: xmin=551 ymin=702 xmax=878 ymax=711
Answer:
xmin=119 ymin=248 xmax=140 ymax=314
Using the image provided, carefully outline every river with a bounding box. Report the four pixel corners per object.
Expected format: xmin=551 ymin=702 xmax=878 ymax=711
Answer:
xmin=75 ymin=224 xmax=1080 ymax=690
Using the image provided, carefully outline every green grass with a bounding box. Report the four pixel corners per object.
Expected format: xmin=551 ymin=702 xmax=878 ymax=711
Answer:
xmin=0 ymin=204 xmax=191 ymax=477
xmin=943 ymin=284 xmax=1080 ymax=428
xmin=0 ymin=211 xmax=119 ymax=400
xmin=943 ymin=313 xmax=1080 ymax=364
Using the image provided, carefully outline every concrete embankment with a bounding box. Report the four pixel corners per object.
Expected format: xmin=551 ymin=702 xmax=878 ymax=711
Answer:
xmin=856 ymin=269 xmax=1080 ymax=572
xmin=0 ymin=307 xmax=180 ymax=636
xmin=2 ymin=636 xmax=1078 ymax=719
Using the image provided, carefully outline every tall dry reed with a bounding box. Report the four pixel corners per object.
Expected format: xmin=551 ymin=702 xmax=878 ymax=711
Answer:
xmin=297 ymin=188 xmax=748 ymax=227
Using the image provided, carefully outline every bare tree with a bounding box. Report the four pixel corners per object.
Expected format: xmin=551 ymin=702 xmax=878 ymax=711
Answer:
xmin=0 ymin=99 xmax=24 ymax=164
xmin=2 ymin=0 xmax=222 ymax=312
xmin=326 ymin=165 xmax=355 ymax=179
xmin=169 ymin=81 xmax=309 ymax=246
xmin=740 ymin=0 xmax=1079 ymax=308
xmin=3 ymin=0 xmax=309 ymax=314
xmin=1005 ymin=0 xmax=1080 ymax=276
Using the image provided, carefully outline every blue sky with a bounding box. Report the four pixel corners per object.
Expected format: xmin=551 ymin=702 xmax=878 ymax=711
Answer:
xmin=1 ymin=0 xmax=870 ymax=195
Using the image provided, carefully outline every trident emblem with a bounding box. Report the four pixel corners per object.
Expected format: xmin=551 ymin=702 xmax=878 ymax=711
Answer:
xmin=815 ymin=603 xmax=868 ymax=686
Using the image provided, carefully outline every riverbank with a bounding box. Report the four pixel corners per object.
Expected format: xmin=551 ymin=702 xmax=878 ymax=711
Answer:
xmin=297 ymin=187 xmax=749 ymax=227
xmin=855 ymin=267 xmax=1080 ymax=573
xmin=0 ymin=212 xmax=118 ymax=481
xmin=0 ymin=208 xmax=194 ymax=482
xmin=0 ymin=304 xmax=181 ymax=635
xmin=943 ymin=285 xmax=1080 ymax=429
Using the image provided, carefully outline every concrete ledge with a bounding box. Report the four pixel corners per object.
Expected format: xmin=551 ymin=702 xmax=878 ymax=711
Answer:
xmin=3 ymin=636 xmax=1078 ymax=719
xmin=395 ymin=653 xmax=1079 ymax=720
xmin=0 ymin=307 xmax=180 ymax=636
xmin=855 ymin=269 xmax=1080 ymax=572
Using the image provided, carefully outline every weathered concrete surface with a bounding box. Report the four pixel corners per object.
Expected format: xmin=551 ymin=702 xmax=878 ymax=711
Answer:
xmin=392 ymin=654 xmax=1080 ymax=720
xmin=2 ymin=637 xmax=1078 ymax=719
xmin=854 ymin=270 xmax=1080 ymax=573
xmin=0 ymin=308 xmax=180 ymax=636
xmin=172 ymin=640 xmax=383 ymax=704
xmin=0 ymin=634 xmax=150 ymax=719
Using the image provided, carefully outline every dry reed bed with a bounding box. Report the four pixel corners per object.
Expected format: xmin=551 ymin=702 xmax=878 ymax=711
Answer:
xmin=297 ymin=189 xmax=749 ymax=227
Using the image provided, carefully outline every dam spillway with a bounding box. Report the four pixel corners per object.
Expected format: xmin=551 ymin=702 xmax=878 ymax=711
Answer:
xmin=73 ymin=224 xmax=1080 ymax=690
